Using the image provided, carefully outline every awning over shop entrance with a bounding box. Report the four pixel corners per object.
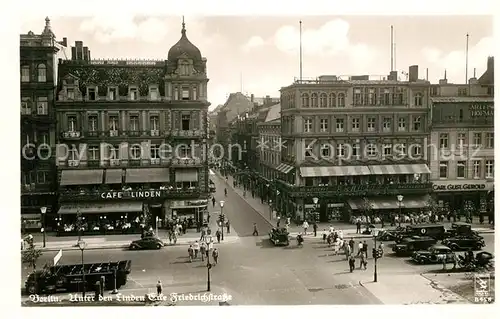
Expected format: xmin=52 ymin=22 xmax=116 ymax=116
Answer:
xmin=60 ymin=169 xmax=104 ymax=186
xmin=368 ymin=164 xmax=431 ymax=175
xmin=348 ymin=195 xmax=430 ymax=210
xmin=276 ymin=163 xmax=294 ymax=174
xmin=57 ymin=202 xmax=143 ymax=214
xmin=175 ymin=169 xmax=199 ymax=182
xmin=300 ymin=166 xmax=370 ymax=177
xmin=105 ymin=169 xmax=123 ymax=184
xmin=125 ymin=168 xmax=170 ymax=183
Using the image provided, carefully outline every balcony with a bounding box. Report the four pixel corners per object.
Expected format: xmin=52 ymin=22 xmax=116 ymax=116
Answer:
xmin=279 ymin=182 xmax=433 ymax=198
xmin=59 ymin=187 xmax=205 ymax=202
xmin=68 ymin=160 xmax=79 ymax=167
xmin=21 ymin=183 xmax=56 ymax=195
xmin=109 ymin=130 xmax=119 ymax=137
xmin=61 ymin=131 xmax=82 ymax=140
xmin=170 ymin=157 xmax=203 ymax=167
xmin=171 ymin=129 xmax=204 ymax=138
xmin=109 ymin=159 xmax=121 ymax=167
xmin=150 ymin=130 xmax=160 ymax=137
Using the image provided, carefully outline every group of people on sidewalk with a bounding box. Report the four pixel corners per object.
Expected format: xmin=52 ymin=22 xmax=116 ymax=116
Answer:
xmin=187 ymin=240 xmax=219 ymax=265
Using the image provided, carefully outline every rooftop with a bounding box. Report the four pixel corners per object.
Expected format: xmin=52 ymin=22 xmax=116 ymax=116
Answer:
xmin=59 ymin=58 xmax=166 ymax=67
xmin=264 ymin=103 xmax=281 ymax=122
xmin=430 ymin=96 xmax=494 ymax=103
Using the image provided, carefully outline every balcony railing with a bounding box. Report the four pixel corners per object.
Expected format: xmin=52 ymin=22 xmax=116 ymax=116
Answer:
xmin=170 ymin=158 xmax=203 ymax=166
xmin=21 ymin=184 xmax=55 ymax=195
xmin=171 ymin=129 xmax=203 ymax=138
xmin=61 ymin=131 xmax=82 ymax=140
xmin=59 ymin=187 xmax=205 ymax=201
xmin=279 ymin=182 xmax=433 ymax=198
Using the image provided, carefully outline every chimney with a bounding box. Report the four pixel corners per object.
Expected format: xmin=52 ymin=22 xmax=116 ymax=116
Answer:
xmin=250 ymin=94 xmax=254 ymax=102
xmin=388 ymin=71 xmax=398 ymax=81
xmin=71 ymin=46 xmax=76 ymax=60
xmin=62 ymin=37 xmax=67 ymax=47
xmin=469 ymin=77 xmax=479 ymax=85
xmin=439 ymin=79 xmax=448 ymax=85
xmin=408 ymin=65 xmax=418 ymax=82
xmin=83 ymin=47 xmax=89 ymax=61
xmin=487 ymin=56 xmax=494 ymax=70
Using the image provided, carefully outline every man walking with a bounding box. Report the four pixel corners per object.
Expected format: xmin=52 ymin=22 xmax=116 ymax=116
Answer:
xmin=212 ymin=197 xmax=216 ymax=208
xmin=216 ymin=229 xmax=221 ymax=243
xmin=313 ymin=222 xmax=318 ymax=237
xmin=200 ymin=242 xmax=207 ymax=262
xmin=212 ymin=248 xmax=219 ymax=265
xmin=252 ymin=223 xmax=259 ymax=236
xmin=193 ymin=241 xmax=200 ymax=259
xmin=349 ymin=255 xmax=356 ymax=273
xmin=188 ymin=245 xmax=194 ymax=263
xmin=302 ymin=221 xmax=309 ymax=235
xmin=349 ymin=238 xmax=355 ymax=252
xmin=156 ymin=280 xmax=163 ymax=296
xmin=226 ymin=220 xmax=230 ymax=234
xmin=357 ymin=241 xmax=363 ymax=256
xmin=362 ymin=240 xmax=368 ymax=258
xmin=356 ymin=219 xmax=361 ymax=234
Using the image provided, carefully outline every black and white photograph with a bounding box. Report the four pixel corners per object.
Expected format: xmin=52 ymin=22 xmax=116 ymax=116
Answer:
xmin=7 ymin=0 xmax=497 ymax=314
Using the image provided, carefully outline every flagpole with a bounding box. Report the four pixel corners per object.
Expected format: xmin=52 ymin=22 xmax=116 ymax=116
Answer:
xmin=465 ymin=33 xmax=469 ymax=85
xmin=299 ymin=20 xmax=303 ymax=82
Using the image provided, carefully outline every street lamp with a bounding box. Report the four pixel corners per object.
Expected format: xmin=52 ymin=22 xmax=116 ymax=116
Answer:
xmin=312 ymin=197 xmax=319 ymax=221
xmin=276 ymin=190 xmax=280 ymax=217
xmin=205 ymin=236 xmax=212 ymax=292
xmin=77 ymin=239 xmax=87 ymax=298
xmin=269 ymin=199 xmax=273 ymax=220
xmin=219 ymin=200 xmax=225 ymax=241
xmin=40 ymin=206 xmax=47 ymax=248
xmin=397 ymin=194 xmax=404 ymax=227
xmin=373 ymin=232 xmax=378 ymax=282
xmin=155 ymin=216 xmax=159 ymax=236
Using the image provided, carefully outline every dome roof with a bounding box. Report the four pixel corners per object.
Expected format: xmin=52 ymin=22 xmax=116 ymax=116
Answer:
xmin=167 ymin=21 xmax=202 ymax=62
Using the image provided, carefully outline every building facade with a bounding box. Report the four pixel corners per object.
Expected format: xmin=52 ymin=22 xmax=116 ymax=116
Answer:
xmin=20 ymin=18 xmax=67 ymax=232
xmin=429 ymin=58 xmax=494 ymax=220
xmin=278 ymin=67 xmax=434 ymax=222
xmin=53 ymin=22 xmax=210 ymax=235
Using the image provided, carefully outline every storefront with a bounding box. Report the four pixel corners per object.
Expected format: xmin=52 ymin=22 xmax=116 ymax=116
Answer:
xmin=169 ymin=199 xmax=208 ymax=228
xmin=347 ymin=195 xmax=430 ymax=215
xmin=432 ymin=180 xmax=494 ymax=216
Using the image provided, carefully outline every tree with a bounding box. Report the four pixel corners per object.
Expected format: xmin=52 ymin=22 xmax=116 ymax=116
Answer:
xmin=22 ymin=236 xmax=43 ymax=271
xmin=143 ymin=205 xmax=153 ymax=228
xmin=360 ymin=197 xmax=374 ymax=218
xmin=424 ymin=196 xmax=439 ymax=214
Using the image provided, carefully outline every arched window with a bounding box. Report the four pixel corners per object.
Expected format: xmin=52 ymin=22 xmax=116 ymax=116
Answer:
xmin=21 ymin=65 xmax=30 ymax=82
xmin=329 ymin=93 xmax=336 ymax=107
xmin=319 ymin=93 xmax=327 ymax=108
xmin=37 ymin=64 xmax=46 ymax=82
xmin=311 ymin=93 xmax=318 ymax=107
xmin=338 ymin=93 xmax=345 ymax=107
xmin=301 ymin=93 xmax=309 ymax=107
xmin=414 ymin=93 xmax=422 ymax=106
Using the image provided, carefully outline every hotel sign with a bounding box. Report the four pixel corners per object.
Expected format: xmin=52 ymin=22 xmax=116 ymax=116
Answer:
xmin=469 ymin=104 xmax=493 ymax=117
xmin=433 ymin=184 xmax=486 ymax=192
xmin=100 ymin=190 xmax=163 ymax=199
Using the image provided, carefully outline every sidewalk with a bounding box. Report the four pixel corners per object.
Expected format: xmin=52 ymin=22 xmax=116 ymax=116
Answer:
xmin=215 ymin=170 xmax=494 ymax=237
xmin=357 ymin=272 xmax=469 ymax=304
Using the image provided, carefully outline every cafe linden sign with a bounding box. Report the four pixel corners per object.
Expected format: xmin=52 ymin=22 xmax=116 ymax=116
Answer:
xmin=101 ymin=190 xmax=163 ymax=199
xmin=433 ymin=183 xmax=486 ymax=192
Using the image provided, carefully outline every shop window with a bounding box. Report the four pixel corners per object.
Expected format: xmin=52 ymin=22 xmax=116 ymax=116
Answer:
xmin=456 ymin=161 xmax=466 ymax=179
xmin=439 ymin=161 xmax=448 ymax=179
xmin=320 ymin=176 xmax=329 ymax=185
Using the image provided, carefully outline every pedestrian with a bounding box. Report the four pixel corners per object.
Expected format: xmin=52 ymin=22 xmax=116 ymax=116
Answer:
xmin=334 ymin=238 xmax=340 ymax=255
xmin=441 ymin=254 xmax=447 ymax=270
xmin=200 ymin=227 xmax=206 ymax=241
xmin=362 ymin=241 xmax=368 ymax=256
xmin=207 ymin=212 xmax=211 ymax=223
xmin=479 ymin=214 xmax=484 ymax=224
xmin=216 ymin=229 xmax=221 ymax=243
xmin=252 ymin=223 xmax=259 ymax=236
xmin=226 ymin=220 xmax=230 ymax=233
xmin=286 ymin=217 xmax=291 ymax=226
xmin=188 ymin=245 xmax=194 ymax=262
xmin=172 ymin=232 xmax=177 ymax=245
xmin=212 ymin=197 xmax=216 ymax=208
xmin=302 ymin=221 xmax=309 ymax=235
xmin=344 ymin=242 xmax=351 ymax=260
xmin=360 ymin=252 xmax=367 ymax=270
xmin=322 ymin=229 xmax=327 ymax=243
xmin=349 ymin=238 xmax=355 ymax=251
xmin=212 ymin=248 xmax=219 ymax=265
xmin=156 ymin=280 xmax=162 ymax=296
xmin=193 ymin=241 xmax=200 ymax=259
xmin=313 ymin=222 xmax=318 ymax=237
xmin=168 ymin=231 xmax=172 ymax=245
xmin=381 ymin=217 xmax=385 ymax=229
xmin=451 ymin=252 xmax=457 ymax=270
xmin=356 ymin=219 xmax=361 ymax=234
xmin=357 ymin=241 xmax=363 ymax=256
xmin=327 ymin=234 xmax=332 ymax=247
xmin=349 ymin=255 xmax=356 ymax=273
xmin=243 ymin=190 xmax=246 ymax=198
xmin=200 ymin=242 xmax=207 ymax=262
xmin=329 ymin=225 xmax=334 ymax=234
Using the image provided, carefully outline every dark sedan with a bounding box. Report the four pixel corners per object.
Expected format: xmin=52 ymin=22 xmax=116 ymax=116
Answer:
xmin=441 ymin=236 xmax=485 ymax=251
xmin=129 ymin=237 xmax=165 ymax=250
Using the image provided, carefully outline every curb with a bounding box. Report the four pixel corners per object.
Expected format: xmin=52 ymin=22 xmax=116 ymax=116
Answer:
xmin=358 ymin=280 xmax=365 ymax=287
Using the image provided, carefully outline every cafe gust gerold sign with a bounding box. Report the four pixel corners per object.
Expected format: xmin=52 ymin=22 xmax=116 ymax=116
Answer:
xmin=433 ymin=183 xmax=486 ymax=192
xmin=101 ymin=190 xmax=163 ymax=199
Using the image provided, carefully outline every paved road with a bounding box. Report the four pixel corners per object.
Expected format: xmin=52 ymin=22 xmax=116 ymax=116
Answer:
xmin=210 ymin=174 xmax=273 ymax=238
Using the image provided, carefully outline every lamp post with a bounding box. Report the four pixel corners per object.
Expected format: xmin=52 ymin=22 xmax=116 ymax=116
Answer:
xmin=205 ymin=236 xmax=212 ymax=292
xmin=269 ymin=199 xmax=273 ymax=220
xmin=312 ymin=197 xmax=319 ymax=221
xmin=77 ymin=239 xmax=87 ymax=298
xmin=275 ymin=190 xmax=280 ymax=217
xmin=40 ymin=206 xmax=47 ymax=248
xmin=373 ymin=233 xmax=378 ymax=282
xmin=155 ymin=216 xmax=159 ymax=235
xmin=397 ymin=194 xmax=404 ymax=227
xmin=219 ymin=200 xmax=225 ymax=241
xmin=76 ymin=209 xmax=82 ymax=242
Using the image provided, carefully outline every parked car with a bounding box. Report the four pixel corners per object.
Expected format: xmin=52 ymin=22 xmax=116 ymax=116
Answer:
xmin=446 ymin=222 xmax=482 ymax=238
xmin=376 ymin=229 xmax=404 ymax=241
xmin=392 ymin=236 xmax=437 ymax=256
xmin=269 ymin=228 xmax=290 ymax=246
xmin=441 ymin=236 xmax=485 ymax=251
xmin=396 ymin=224 xmax=448 ymax=243
xmin=411 ymin=244 xmax=455 ymax=264
xmin=129 ymin=237 xmax=164 ymax=250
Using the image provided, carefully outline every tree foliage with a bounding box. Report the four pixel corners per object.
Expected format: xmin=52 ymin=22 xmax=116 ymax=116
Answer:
xmin=425 ymin=196 xmax=439 ymax=214
xmin=360 ymin=197 xmax=374 ymax=216
xmin=22 ymin=237 xmax=42 ymax=270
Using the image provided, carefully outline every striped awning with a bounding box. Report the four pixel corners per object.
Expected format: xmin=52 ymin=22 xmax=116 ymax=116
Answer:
xmin=60 ymin=169 xmax=104 ymax=186
xmin=276 ymin=163 xmax=294 ymax=174
xmin=300 ymin=166 xmax=371 ymax=177
xmin=105 ymin=169 xmax=123 ymax=184
xmin=368 ymin=164 xmax=431 ymax=175
xmin=58 ymin=202 xmax=143 ymax=214
xmin=175 ymin=169 xmax=199 ymax=182
xmin=348 ymin=195 xmax=430 ymax=210
xmin=126 ymin=168 xmax=170 ymax=183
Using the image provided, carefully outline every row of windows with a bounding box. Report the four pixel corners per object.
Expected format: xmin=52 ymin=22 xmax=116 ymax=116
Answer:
xmin=352 ymin=87 xmax=423 ymax=106
xmin=21 ymin=64 xmax=47 ymax=83
xmin=301 ymin=92 xmax=346 ymax=108
xmin=21 ymin=97 xmax=49 ymax=115
xmin=304 ymin=143 xmax=423 ymax=158
xmin=65 ymin=113 xmax=193 ymax=132
xmin=439 ymin=160 xmax=494 ymax=179
xmin=261 ymin=152 xmax=280 ymax=165
xmin=303 ymin=116 xmax=422 ymax=133
xmin=21 ymin=171 xmax=50 ymax=185
xmin=67 ymin=144 xmax=194 ymax=161
xmin=22 ymin=131 xmax=50 ymax=146
xmin=439 ymin=132 xmax=494 ymax=149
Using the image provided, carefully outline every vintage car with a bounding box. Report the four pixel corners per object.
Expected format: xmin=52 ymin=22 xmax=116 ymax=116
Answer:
xmin=269 ymin=228 xmax=290 ymax=246
xmin=396 ymin=224 xmax=448 ymax=243
xmin=441 ymin=236 xmax=485 ymax=251
xmin=129 ymin=236 xmax=165 ymax=250
xmin=411 ymin=244 xmax=455 ymax=264
xmin=376 ymin=228 xmax=406 ymax=241
xmin=446 ymin=222 xmax=482 ymax=238
xmin=392 ymin=236 xmax=437 ymax=256
xmin=458 ymin=251 xmax=494 ymax=271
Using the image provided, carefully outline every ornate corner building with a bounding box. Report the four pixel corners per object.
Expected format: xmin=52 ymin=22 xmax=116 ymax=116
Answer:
xmin=52 ymin=21 xmax=210 ymax=235
xmin=20 ymin=18 xmax=67 ymax=232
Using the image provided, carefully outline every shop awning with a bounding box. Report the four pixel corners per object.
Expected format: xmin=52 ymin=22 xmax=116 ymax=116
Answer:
xmin=60 ymin=169 xmax=104 ymax=186
xmin=57 ymin=202 xmax=143 ymax=214
xmin=348 ymin=195 xmax=430 ymax=210
xmin=105 ymin=169 xmax=123 ymax=184
xmin=300 ymin=166 xmax=371 ymax=177
xmin=175 ymin=169 xmax=199 ymax=182
xmin=21 ymin=214 xmax=41 ymax=219
xmin=368 ymin=164 xmax=431 ymax=175
xmin=276 ymin=163 xmax=294 ymax=174
xmin=125 ymin=168 xmax=170 ymax=183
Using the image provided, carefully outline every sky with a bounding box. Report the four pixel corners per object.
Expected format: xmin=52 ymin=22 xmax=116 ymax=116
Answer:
xmin=19 ymin=15 xmax=493 ymax=110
